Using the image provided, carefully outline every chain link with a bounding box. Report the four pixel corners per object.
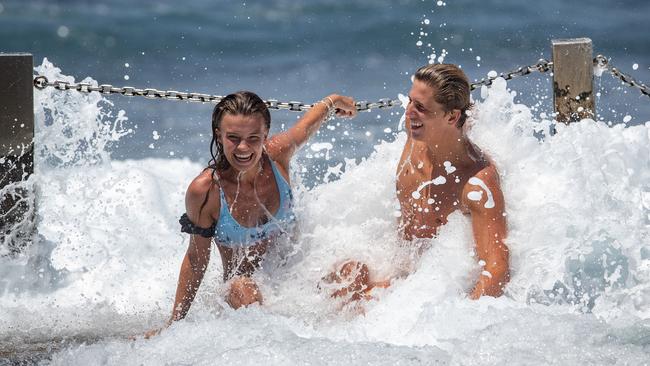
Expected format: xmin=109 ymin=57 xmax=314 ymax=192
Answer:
xmin=33 ymin=60 xmax=553 ymax=112
xmin=33 ymin=75 xmax=402 ymax=112
xmin=470 ymin=58 xmax=553 ymax=91
xmin=32 ymin=55 xmax=648 ymax=112
xmin=594 ymin=54 xmax=650 ymax=98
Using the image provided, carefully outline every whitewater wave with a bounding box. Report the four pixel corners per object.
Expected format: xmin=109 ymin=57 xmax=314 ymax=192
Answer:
xmin=1 ymin=60 xmax=649 ymax=365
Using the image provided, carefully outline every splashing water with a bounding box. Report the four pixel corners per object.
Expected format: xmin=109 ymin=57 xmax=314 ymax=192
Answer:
xmin=34 ymin=59 xmax=131 ymax=168
xmin=1 ymin=62 xmax=649 ymax=365
xmin=467 ymin=177 xmax=495 ymax=209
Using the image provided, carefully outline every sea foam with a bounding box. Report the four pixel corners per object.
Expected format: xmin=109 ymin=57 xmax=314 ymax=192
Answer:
xmin=1 ymin=61 xmax=649 ymax=365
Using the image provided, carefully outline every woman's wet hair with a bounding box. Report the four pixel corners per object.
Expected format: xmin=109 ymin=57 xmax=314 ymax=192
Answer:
xmin=199 ymin=91 xmax=271 ymax=217
xmin=414 ymin=64 xmax=472 ymax=128
xmin=209 ymin=91 xmax=271 ymax=171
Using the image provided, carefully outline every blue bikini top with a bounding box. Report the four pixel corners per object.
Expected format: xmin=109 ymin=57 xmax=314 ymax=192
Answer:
xmin=179 ymin=159 xmax=296 ymax=248
xmin=215 ymin=160 xmax=295 ymax=247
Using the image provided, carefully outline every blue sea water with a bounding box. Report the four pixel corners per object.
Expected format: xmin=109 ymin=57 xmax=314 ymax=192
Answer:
xmin=1 ymin=0 xmax=649 ymax=168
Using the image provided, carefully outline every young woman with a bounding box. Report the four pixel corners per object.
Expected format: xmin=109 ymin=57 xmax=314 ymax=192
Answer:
xmin=146 ymin=91 xmax=356 ymax=337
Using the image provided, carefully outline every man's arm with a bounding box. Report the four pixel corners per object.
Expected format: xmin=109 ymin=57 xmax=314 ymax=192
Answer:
xmin=461 ymin=166 xmax=510 ymax=299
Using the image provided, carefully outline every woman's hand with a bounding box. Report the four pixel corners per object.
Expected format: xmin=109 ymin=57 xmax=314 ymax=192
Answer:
xmin=143 ymin=325 xmax=165 ymax=339
xmin=131 ymin=319 xmax=172 ymax=340
xmin=325 ymin=94 xmax=357 ymax=118
xmin=265 ymin=93 xmax=357 ymax=166
xmin=127 ymin=328 xmax=162 ymax=341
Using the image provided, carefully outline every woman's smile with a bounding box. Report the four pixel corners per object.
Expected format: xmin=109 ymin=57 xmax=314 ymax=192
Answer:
xmin=234 ymin=152 xmax=254 ymax=163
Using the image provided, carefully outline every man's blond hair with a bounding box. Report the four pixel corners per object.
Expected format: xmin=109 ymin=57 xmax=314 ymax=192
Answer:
xmin=414 ymin=64 xmax=472 ymax=128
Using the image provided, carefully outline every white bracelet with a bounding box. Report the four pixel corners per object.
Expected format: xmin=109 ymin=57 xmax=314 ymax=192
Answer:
xmin=321 ymin=97 xmax=336 ymax=120
xmin=323 ymin=96 xmax=335 ymax=109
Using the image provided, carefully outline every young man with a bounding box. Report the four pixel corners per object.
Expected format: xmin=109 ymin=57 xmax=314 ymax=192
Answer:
xmin=326 ymin=64 xmax=509 ymax=300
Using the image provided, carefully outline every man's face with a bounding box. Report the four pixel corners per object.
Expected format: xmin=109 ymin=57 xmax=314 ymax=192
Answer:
xmin=405 ymin=79 xmax=453 ymax=141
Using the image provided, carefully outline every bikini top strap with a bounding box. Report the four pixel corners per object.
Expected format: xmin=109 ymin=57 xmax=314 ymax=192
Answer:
xmin=269 ymin=158 xmax=290 ymax=191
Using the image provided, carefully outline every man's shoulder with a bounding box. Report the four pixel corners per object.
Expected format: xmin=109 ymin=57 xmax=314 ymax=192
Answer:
xmin=460 ymin=164 xmax=504 ymax=212
xmin=468 ymin=163 xmax=500 ymax=186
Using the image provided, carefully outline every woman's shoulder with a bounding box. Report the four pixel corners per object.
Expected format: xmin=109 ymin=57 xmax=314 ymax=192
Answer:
xmin=187 ymin=169 xmax=218 ymax=194
xmin=262 ymin=139 xmax=291 ymax=182
xmin=265 ymin=135 xmax=292 ymax=171
xmin=185 ymin=168 xmax=221 ymax=221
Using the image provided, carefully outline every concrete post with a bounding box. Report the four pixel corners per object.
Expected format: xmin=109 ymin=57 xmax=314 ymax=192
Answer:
xmin=0 ymin=53 xmax=34 ymax=253
xmin=552 ymin=38 xmax=595 ymax=123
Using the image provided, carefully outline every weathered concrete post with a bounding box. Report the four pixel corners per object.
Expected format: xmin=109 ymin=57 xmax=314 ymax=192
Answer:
xmin=0 ymin=53 xmax=34 ymax=253
xmin=552 ymin=38 xmax=595 ymax=123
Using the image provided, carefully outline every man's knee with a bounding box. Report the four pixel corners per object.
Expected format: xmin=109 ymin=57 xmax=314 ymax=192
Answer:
xmin=227 ymin=276 xmax=262 ymax=309
xmin=325 ymin=260 xmax=371 ymax=298
xmin=340 ymin=261 xmax=370 ymax=291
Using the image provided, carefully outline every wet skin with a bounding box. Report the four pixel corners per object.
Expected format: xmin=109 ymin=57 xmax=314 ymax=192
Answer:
xmin=328 ymin=79 xmax=509 ymax=303
xmin=141 ymin=94 xmax=357 ymax=338
xmin=396 ymin=139 xmax=486 ymax=240
xmin=398 ymin=79 xmax=509 ymax=299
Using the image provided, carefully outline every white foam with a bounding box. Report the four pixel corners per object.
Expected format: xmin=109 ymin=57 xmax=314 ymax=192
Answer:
xmin=467 ymin=177 xmax=495 ymax=208
xmin=443 ymin=160 xmax=456 ymax=174
xmin=2 ymin=60 xmax=650 ymax=365
xmin=412 ymin=176 xmax=447 ymax=200
xmin=467 ymin=190 xmax=482 ymax=201
xmin=310 ymin=142 xmax=334 ymax=160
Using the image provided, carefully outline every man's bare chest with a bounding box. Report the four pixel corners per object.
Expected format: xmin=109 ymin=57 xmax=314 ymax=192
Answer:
xmin=396 ymin=164 xmax=466 ymax=235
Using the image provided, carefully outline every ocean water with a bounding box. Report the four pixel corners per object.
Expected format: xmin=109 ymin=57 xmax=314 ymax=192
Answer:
xmin=1 ymin=0 xmax=649 ymax=167
xmin=2 ymin=1 xmax=650 ymax=365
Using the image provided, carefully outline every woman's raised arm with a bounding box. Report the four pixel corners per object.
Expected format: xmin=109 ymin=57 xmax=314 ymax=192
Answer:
xmin=266 ymin=94 xmax=356 ymax=168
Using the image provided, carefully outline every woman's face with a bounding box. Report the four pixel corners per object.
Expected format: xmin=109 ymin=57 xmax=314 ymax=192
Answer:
xmin=217 ymin=113 xmax=268 ymax=172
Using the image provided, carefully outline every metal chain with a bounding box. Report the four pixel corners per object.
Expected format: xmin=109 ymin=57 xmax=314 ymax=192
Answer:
xmin=33 ymin=60 xmax=552 ymax=112
xmin=594 ymin=54 xmax=650 ymax=98
xmin=33 ymin=60 xmax=554 ymax=112
xmin=470 ymin=58 xmax=553 ymax=90
xmin=36 ymin=55 xmax=649 ymax=112
xmin=32 ymin=75 xmax=401 ymax=112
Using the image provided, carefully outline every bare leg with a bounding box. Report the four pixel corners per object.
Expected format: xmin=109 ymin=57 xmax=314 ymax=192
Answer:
xmin=227 ymin=276 xmax=263 ymax=309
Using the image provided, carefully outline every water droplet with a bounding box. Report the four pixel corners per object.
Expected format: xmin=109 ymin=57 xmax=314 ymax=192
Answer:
xmin=57 ymin=26 xmax=70 ymax=38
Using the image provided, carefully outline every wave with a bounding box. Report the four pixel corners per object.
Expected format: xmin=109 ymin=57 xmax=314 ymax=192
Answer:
xmin=1 ymin=60 xmax=649 ymax=365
